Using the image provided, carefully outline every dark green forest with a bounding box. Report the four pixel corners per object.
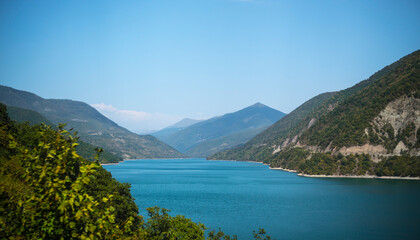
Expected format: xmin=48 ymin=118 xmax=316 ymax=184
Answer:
xmin=266 ymin=148 xmax=419 ymax=177
xmin=0 ymin=103 xmax=271 ymax=239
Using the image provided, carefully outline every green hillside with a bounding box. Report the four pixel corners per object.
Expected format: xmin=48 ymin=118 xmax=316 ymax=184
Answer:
xmin=210 ymin=50 xmax=420 ymax=177
xmin=0 ymin=86 xmax=184 ymax=160
xmin=7 ymin=105 xmax=121 ymax=163
xmin=7 ymin=105 xmax=55 ymax=126
xmin=163 ymin=103 xmax=286 ymax=157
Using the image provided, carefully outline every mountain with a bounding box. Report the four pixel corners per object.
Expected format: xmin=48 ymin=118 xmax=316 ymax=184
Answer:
xmin=171 ymin=118 xmax=203 ymax=128
xmin=0 ymin=85 xmax=184 ymax=160
xmin=7 ymin=105 xmax=55 ymax=126
xmin=6 ymin=105 xmax=122 ymax=163
xmin=151 ymin=118 xmax=203 ymax=140
xmin=210 ymin=50 xmax=420 ymax=177
xmin=209 ymin=92 xmax=337 ymax=161
xmin=163 ymin=103 xmax=286 ymax=157
xmin=184 ymin=126 xmax=269 ymax=157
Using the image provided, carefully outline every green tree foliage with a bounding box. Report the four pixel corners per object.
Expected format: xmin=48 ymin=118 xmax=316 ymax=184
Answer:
xmin=267 ymin=147 xmax=309 ymax=170
xmin=252 ymin=229 xmax=271 ymax=240
xmin=7 ymin=105 xmax=122 ymax=164
xmin=76 ymin=141 xmax=123 ymax=164
xmin=299 ymin=153 xmax=338 ymax=175
xmin=143 ymin=207 xmax=206 ymax=239
xmin=375 ymin=155 xmax=420 ymax=177
xmin=0 ymin=104 xmax=270 ymax=239
xmin=0 ymin=123 xmax=137 ymax=239
xmin=208 ymin=229 xmax=238 ymax=240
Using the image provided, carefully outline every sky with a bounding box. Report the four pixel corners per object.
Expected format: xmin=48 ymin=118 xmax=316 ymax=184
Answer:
xmin=1 ymin=0 xmax=419 ymax=132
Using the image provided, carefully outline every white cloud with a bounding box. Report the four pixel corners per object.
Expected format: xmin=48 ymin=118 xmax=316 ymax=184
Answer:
xmin=91 ymin=103 xmax=118 ymax=112
xmin=91 ymin=103 xmax=182 ymax=133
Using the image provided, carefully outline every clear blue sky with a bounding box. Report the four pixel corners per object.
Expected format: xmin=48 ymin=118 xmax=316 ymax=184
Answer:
xmin=1 ymin=0 xmax=419 ymax=132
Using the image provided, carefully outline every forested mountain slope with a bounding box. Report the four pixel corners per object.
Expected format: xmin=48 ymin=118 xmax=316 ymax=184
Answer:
xmin=7 ymin=106 xmax=121 ymax=163
xmin=210 ymin=50 xmax=420 ymax=177
xmin=0 ymin=86 xmax=184 ymax=160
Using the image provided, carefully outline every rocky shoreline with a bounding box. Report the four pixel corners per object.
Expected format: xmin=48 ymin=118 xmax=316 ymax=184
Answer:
xmin=296 ymin=173 xmax=420 ymax=180
xmin=269 ymin=167 xmax=297 ymax=173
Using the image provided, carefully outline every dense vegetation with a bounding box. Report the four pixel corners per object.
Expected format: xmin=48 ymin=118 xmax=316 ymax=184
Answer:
xmin=0 ymin=85 xmax=184 ymax=160
xmin=266 ymin=147 xmax=419 ymax=177
xmin=210 ymin=50 xmax=420 ymax=177
xmin=7 ymin=106 xmax=121 ymax=164
xmin=0 ymin=104 xmax=271 ymax=239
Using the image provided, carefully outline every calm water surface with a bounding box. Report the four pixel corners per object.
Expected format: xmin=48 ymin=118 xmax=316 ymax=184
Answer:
xmin=103 ymin=158 xmax=420 ymax=240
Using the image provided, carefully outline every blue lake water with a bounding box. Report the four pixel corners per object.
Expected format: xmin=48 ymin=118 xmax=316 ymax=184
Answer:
xmin=103 ymin=158 xmax=420 ymax=240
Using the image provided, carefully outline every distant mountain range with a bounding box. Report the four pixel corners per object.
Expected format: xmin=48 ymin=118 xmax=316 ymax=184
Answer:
xmin=159 ymin=103 xmax=286 ymax=157
xmin=150 ymin=118 xmax=203 ymax=140
xmin=0 ymin=85 xmax=184 ymax=160
xmin=210 ymin=50 xmax=420 ymax=177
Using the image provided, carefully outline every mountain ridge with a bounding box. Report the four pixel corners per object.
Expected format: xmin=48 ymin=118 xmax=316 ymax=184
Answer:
xmin=150 ymin=118 xmax=203 ymax=140
xmin=163 ymin=102 xmax=286 ymax=157
xmin=6 ymin=105 xmax=123 ymax=163
xmin=0 ymin=85 xmax=184 ymax=160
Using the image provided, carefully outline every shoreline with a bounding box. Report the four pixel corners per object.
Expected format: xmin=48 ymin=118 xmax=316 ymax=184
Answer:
xmin=209 ymin=159 xmax=420 ymax=180
xmin=297 ymin=173 xmax=420 ymax=180
xmin=100 ymin=157 xmax=195 ymax=166
xmin=269 ymin=167 xmax=297 ymax=173
xmin=103 ymin=158 xmax=420 ymax=180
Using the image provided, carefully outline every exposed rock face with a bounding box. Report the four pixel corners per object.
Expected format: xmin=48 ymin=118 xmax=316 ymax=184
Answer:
xmin=307 ymin=118 xmax=316 ymax=129
xmin=334 ymin=96 xmax=419 ymax=159
xmin=372 ymin=96 xmax=420 ymax=138
xmin=369 ymin=96 xmax=420 ymax=156
xmin=272 ymin=145 xmax=281 ymax=154
xmin=273 ymin=96 xmax=420 ymax=161
xmin=393 ymin=141 xmax=408 ymax=155
xmin=338 ymin=144 xmax=387 ymax=162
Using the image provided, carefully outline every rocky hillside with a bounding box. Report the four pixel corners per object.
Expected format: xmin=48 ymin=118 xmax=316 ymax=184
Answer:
xmin=210 ymin=50 xmax=420 ymax=177
xmin=0 ymin=86 xmax=184 ymax=160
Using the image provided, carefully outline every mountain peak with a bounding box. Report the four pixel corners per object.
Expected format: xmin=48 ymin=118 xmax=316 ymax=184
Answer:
xmin=250 ymin=102 xmax=266 ymax=108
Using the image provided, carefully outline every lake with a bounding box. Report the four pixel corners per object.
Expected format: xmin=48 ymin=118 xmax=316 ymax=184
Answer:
xmin=103 ymin=158 xmax=420 ymax=240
